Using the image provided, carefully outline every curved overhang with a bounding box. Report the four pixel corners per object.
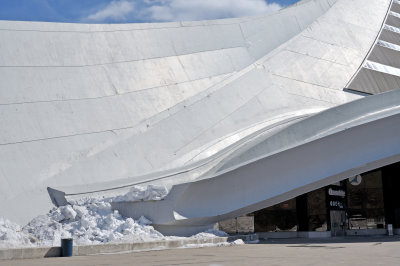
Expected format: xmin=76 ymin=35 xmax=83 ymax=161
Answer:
xmin=113 ymin=89 xmax=400 ymax=235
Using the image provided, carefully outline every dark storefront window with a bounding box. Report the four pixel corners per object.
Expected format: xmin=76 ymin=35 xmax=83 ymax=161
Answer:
xmin=254 ymin=189 xmax=328 ymax=232
xmin=254 ymin=198 xmax=297 ymax=232
xmin=347 ymin=170 xmax=385 ymax=229
xmin=382 ymin=162 xmax=400 ymax=227
xmin=308 ymin=188 xmax=327 ymax=231
xmin=251 ymin=164 xmax=399 ymax=233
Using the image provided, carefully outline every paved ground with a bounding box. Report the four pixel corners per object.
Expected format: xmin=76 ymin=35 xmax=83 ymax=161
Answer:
xmin=2 ymin=236 xmax=400 ymax=266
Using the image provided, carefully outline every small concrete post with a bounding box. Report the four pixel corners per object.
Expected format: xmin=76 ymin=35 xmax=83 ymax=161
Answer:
xmin=388 ymin=224 xmax=393 ymax=236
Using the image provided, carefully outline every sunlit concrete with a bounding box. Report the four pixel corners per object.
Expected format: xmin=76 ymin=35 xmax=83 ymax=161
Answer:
xmin=1 ymin=0 xmax=397 ymax=233
xmin=3 ymin=237 xmax=400 ymax=266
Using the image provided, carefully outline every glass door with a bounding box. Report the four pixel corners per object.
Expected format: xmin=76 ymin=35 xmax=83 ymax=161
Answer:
xmin=330 ymin=210 xmax=346 ymax=236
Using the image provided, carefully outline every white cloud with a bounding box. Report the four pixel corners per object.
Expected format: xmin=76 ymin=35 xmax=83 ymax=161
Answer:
xmin=146 ymin=0 xmax=282 ymax=22
xmin=85 ymin=0 xmax=282 ymax=23
xmin=86 ymin=0 xmax=135 ymax=22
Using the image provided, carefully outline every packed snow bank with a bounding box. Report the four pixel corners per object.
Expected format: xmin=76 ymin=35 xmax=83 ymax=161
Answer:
xmin=0 ymin=194 xmax=233 ymax=249
xmin=0 ymin=198 xmax=165 ymax=248
xmin=113 ymin=185 xmax=169 ymax=202
xmin=191 ymin=229 xmax=228 ymax=238
xmin=23 ymin=199 xmax=164 ymax=247
xmin=181 ymin=238 xmax=245 ymax=249
xmin=0 ymin=218 xmax=35 ymax=248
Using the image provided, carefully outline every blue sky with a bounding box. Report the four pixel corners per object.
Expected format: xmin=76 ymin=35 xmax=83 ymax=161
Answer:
xmin=0 ymin=0 xmax=300 ymax=23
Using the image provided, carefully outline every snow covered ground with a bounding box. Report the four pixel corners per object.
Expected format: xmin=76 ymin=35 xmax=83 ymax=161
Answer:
xmin=0 ymin=185 xmax=240 ymax=249
xmin=113 ymin=185 xmax=169 ymax=202
xmin=180 ymin=239 xmax=245 ymax=249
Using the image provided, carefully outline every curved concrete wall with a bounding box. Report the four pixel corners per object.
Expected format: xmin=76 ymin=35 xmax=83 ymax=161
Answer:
xmin=0 ymin=0 xmax=392 ymax=226
xmin=113 ymin=89 xmax=400 ymax=235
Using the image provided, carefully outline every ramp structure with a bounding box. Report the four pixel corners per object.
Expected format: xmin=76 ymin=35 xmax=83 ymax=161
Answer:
xmin=1 ymin=0 xmax=400 ymax=235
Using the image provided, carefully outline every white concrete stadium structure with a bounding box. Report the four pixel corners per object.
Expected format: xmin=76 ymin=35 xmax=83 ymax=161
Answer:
xmin=1 ymin=0 xmax=400 ymax=235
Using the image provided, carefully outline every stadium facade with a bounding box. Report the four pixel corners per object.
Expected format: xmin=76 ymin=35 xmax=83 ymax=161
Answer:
xmin=1 ymin=0 xmax=400 ymax=236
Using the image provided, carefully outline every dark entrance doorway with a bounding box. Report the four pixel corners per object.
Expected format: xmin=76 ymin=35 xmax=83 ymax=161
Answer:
xmin=330 ymin=210 xmax=346 ymax=236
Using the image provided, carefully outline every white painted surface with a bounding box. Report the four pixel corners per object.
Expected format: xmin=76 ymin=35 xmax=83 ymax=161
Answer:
xmin=113 ymin=90 xmax=400 ymax=235
xmin=0 ymin=0 xmax=394 ymax=230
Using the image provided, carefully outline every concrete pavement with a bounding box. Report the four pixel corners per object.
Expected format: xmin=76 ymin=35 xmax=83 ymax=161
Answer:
xmin=3 ymin=236 xmax=400 ymax=266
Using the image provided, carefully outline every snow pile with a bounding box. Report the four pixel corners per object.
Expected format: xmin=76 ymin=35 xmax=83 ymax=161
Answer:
xmin=0 ymin=196 xmax=232 ymax=249
xmin=182 ymin=238 xmax=245 ymax=249
xmin=113 ymin=185 xmax=169 ymax=202
xmin=0 ymin=218 xmax=35 ymax=248
xmin=231 ymin=239 xmax=245 ymax=245
xmin=0 ymin=203 xmax=242 ymax=249
xmin=191 ymin=229 xmax=228 ymax=239
xmin=0 ymin=186 xmax=242 ymax=249
xmin=137 ymin=216 xmax=152 ymax=226
xmin=23 ymin=199 xmax=164 ymax=246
